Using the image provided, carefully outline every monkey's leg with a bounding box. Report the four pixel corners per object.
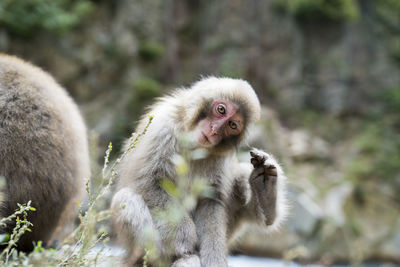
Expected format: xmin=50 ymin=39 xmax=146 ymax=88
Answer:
xmin=153 ymin=213 xmax=200 ymax=267
xmin=194 ymin=198 xmax=228 ymax=267
xmin=151 ymin=197 xmax=199 ymax=263
xmin=111 ymin=188 xmax=161 ymax=265
xmin=249 ymin=149 xmax=279 ymax=225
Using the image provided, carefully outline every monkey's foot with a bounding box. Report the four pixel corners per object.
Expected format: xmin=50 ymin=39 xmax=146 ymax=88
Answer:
xmin=171 ymin=255 xmax=201 ymax=267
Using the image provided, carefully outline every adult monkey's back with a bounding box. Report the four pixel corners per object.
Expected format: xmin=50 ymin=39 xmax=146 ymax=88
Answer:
xmin=0 ymin=54 xmax=90 ymax=251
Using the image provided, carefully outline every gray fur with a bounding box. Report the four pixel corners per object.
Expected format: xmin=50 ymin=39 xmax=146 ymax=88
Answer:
xmin=0 ymin=54 xmax=90 ymax=251
xmin=111 ymin=77 xmax=288 ymax=266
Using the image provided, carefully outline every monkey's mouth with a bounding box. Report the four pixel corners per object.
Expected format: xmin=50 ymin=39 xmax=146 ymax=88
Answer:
xmin=200 ymin=132 xmax=211 ymax=146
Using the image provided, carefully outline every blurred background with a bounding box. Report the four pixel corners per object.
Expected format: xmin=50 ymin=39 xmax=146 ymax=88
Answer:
xmin=0 ymin=0 xmax=399 ymax=265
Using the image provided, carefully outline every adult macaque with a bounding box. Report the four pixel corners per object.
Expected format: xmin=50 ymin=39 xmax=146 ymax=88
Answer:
xmin=112 ymin=77 xmax=288 ymax=266
xmin=0 ymin=54 xmax=90 ymax=251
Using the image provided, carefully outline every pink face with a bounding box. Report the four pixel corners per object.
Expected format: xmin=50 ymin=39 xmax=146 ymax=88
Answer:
xmin=196 ymin=100 xmax=244 ymax=148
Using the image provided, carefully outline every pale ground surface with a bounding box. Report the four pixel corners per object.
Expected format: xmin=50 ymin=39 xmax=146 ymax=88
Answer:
xmin=90 ymin=245 xmax=398 ymax=267
xmin=90 ymin=244 xmax=313 ymax=267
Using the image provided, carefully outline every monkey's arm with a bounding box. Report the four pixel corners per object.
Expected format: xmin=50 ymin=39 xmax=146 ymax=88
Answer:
xmin=231 ymin=149 xmax=288 ymax=230
xmin=112 ymin=186 xmax=199 ymax=263
xmin=194 ymin=198 xmax=228 ymax=267
xmin=111 ymin=188 xmax=161 ymax=264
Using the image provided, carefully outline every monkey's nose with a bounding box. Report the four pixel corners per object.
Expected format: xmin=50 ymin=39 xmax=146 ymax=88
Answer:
xmin=210 ymin=124 xmax=219 ymax=135
xmin=211 ymin=120 xmax=225 ymax=135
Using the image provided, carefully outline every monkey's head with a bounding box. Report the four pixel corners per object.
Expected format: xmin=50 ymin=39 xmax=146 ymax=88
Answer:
xmin=181 ymin=77 xmax=261 ymax=154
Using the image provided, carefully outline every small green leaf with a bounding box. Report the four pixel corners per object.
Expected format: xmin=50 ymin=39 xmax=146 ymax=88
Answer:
xmin=160 ymin=179 xmax=179 ymax=198
xmin=173 ymin=154 xmax=188 ymax=176
xmin=0 ymin=233 xmax=10 ymax=243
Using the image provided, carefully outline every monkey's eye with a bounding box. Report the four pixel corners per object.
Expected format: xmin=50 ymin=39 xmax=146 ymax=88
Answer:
xmin=216 ymin=104 xmax=226 ymax=115
xmin=229 ymin=121 xmax=238 ymax=130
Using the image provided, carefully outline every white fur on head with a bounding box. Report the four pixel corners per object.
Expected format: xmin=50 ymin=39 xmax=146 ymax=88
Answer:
xmin=181 ymin=76 xmax=261 ymax=127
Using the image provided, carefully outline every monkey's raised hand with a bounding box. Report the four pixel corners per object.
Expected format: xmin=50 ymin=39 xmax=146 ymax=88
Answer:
xmin=249 ymin=149 xmax=278 ymax=226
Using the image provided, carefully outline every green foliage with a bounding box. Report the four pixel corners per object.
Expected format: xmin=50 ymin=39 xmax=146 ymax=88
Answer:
xmin=138 ymin=42 xmax=165 ymax=62
xmin=391 ymin=39 xmax=400 ymax=66
xmin=274 ymin=0 xmax=359 ymax=22
xmin=374 ymin=0 xmax=400 ymax=29
xmin=133 ymin=77 xmax=162 ymax=99
xmin=0 ymin=0 xmax=93 ymax=36
xmin=0 ymin=201 xmax=35 ymax=264
xmin=371 ymin=0 xmax=400 ymax=65
xmin=218 ymin=49 xmax=246 ymax=78
xmin=379 ymin=86 xmax=400 ymax=113
xmin=345 ymin=91 xmax=400 ymax=201
xmin=127 ymin=77 xmax=162 ymax=127
xmin=346 ymin=121 xmax=400 ymax=198
xmin=108 ymin=78 xmax=161 ymax=158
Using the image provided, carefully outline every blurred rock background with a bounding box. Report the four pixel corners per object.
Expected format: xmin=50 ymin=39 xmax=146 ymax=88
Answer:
xmin=1 ymin=0 xmax=399 ymax=265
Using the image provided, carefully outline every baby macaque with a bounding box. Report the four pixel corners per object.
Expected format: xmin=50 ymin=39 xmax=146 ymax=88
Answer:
xmin=112 ymin=77 xmax=288 ymax=266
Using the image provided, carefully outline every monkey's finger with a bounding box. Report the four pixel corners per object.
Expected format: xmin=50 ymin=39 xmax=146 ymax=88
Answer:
xmin=250 ymin=150 xmax=268 ymax=160
xmin=266 ymin=175 xmax=277 ymax=191
xmin=250 ymin=151 xmax=267 ymax=166
xmin=264 ymin=165 xmax=278 ymax=177
xmin=251 ymin=157 xmax=260 ymax=167
xmin=252 ymin=155 xmax=266 ymax=167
